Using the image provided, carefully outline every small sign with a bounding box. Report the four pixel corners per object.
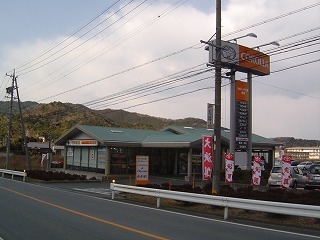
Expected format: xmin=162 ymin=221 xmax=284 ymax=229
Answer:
xmin=207 ymin=103 xmax=214 ymax=129
xmin=67 ymin=140 xmax=98 ymax=146
xmin=136 ymin=155 xmax=149 ymax=185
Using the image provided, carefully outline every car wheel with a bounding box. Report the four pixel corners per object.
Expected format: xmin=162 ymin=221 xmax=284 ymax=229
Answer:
xmin=291 ymin=181 xmax=297 ymax=189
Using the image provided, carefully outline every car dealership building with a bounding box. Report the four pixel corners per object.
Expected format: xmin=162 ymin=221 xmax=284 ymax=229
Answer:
xmin=54 ymin=124 xmax=280 ymax=178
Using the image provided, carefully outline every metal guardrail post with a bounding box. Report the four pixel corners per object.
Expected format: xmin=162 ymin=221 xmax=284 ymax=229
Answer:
xmin=224 ymin=207 xmax=229 ymax=220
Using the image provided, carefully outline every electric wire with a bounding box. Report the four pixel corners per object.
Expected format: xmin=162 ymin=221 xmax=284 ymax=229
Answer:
xmin=22 ymin=0 xmax=157 ymax=94
xmin=22 ymin=0 xmax=188 ymax=96
xmin=17 ymin=0 xmax=137 ymax=75
xmin=14 ymin=0 xmax=121 ymax=72
xmin=2 ymin=1 xmax=320 ymax=114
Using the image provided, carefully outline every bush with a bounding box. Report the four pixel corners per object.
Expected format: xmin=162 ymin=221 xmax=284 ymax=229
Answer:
xmin=26 ymin=170 xmax=87 ymax=181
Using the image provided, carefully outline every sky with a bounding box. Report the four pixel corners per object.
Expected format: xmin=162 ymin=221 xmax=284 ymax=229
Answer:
xmin=0 ymin=0 xmax=319 ymax=140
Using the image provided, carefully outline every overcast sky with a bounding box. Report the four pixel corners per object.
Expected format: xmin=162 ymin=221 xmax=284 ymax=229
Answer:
xmin=0 ymin=0 xmax=319 ymax=140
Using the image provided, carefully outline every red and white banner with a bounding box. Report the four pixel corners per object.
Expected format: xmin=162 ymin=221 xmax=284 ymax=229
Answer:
xmin=281 ymin=155 xmax=292 ymax=188
xmin=225 ymin=153 xmax=235 ymax=183
xmin=252 ymin=156 xmax=261 ymax=186
xmin=202 ymin=135 xmax=213 ymax=180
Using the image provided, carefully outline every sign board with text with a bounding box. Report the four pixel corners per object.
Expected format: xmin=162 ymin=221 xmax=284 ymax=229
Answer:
xmin=235 ymin=81 xmax=249 ymax=151
xmin=136 ymin=155 xmax=149 ymax=185
xmin=209 ymin=40 xmax=270 ymax=76
xmin=202 ymin=135 xmax=213 ymax=180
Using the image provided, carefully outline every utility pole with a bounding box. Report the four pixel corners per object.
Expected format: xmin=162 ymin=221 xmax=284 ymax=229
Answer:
xmin=5 ymin=71 xmax=15 ymax=169
xmin=15 ymin=76 xmax=32 ymax=170
xmin=5 ymin=70 xmax=32 ymax=170
xmin=212 ymin=0 xmax=222 ymax=194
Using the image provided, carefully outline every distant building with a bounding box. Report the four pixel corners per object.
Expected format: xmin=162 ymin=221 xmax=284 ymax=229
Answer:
xmin=286 ymin=147 xmax=320 ymax=161
xmin=27 ymin=142 xmax=50 ymax=155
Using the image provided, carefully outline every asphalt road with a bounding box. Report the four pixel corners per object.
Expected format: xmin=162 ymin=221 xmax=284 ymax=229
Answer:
xmin=0 ymin=178 xmax=319 ymax=240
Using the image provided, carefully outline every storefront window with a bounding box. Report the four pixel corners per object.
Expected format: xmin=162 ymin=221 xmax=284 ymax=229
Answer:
xmin=110 ymin=147 xmax=133 ymax=174
xmin=178 ymin=150 xmax=202 ymax=175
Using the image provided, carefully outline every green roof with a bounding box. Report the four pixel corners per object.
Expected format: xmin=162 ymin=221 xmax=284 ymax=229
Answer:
xmin=55 ymin=124 xmax=280 ymax=148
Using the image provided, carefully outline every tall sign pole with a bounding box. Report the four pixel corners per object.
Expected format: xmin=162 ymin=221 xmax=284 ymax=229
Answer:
xmin=247 ymin=72 xmax=253 ymax=170
xmin=212 ymin=0 xmax=221 ymax=195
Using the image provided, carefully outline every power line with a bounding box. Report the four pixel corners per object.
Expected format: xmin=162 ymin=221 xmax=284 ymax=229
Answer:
xmin=14 ymin=0 xmax=121 ymax=72
xmin=36 ymin=44 xmax=200 ymax=102
xmin=222 ymin=2 xmax=320 ymax=39
xmin=17 ymin=0 xmax=137 ymax=75
xmin=22 ymin=0 xmax=188 ymax=96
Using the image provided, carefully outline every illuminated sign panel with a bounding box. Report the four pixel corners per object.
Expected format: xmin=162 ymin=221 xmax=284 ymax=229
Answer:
xmin=235 ymin=81 xmax=249 ymax=151
xmin=209 ymin=40 xmax=270 ymax=76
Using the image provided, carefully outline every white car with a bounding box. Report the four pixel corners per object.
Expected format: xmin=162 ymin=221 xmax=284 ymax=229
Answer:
xmin=267 ymin=166 xmax=306 ymax=188
xmin=297 ymin=161 xmax=313 ymax=170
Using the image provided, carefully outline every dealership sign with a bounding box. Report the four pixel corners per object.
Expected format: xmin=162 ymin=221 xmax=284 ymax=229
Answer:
xmin=66 ymin=140 xmax=98 ymax=146
xmin=209 ymin=40 xmax=270 ymax=76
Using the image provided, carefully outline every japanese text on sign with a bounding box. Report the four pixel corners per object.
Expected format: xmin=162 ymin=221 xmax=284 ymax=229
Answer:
xmin=202 ymin=135 xmax=213 ymax=180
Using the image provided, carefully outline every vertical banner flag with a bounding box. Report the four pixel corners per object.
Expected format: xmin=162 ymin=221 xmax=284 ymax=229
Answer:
xmin=281 ymin=155 xmax=292 ymax=188
xmin=136 ymin=155 xmax=149 ymax=185
xmin=252 ymin=156 xmax=261 ymax=186
xmin=202 ymin=135 xmax=213 ymax=180
xmin=225 ymin=153 xmax=235 ymax=183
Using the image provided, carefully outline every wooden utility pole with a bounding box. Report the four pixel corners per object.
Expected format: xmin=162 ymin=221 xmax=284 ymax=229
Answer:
xmin=212 ymin=0 xmax=222 ymax=194
xmin=5 ymin=71 xmax=15 ymax=169
xmin=5 ymin=70 xmax=32 ymax=170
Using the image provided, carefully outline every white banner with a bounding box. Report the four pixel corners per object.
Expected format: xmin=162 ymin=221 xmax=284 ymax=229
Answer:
xmin=252 ymin=156 xmax=261 ymax=186
xmin=225 ymin=153 xmax=235 ymax=183
xmin=281 ymin=155 xmax=292 ymax=188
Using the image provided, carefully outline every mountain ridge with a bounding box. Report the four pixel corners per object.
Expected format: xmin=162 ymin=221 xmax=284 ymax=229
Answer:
xmin=0 ymin=101 xmax=318 ymax=148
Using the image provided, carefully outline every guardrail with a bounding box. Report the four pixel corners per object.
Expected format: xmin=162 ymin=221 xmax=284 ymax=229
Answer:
xmin=0 ymin=169 xmax=27 ymax=182
xmin=110 ymin=183 xmax=320 ymax=220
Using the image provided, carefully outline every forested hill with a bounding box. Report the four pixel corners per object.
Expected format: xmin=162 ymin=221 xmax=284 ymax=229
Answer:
xmin=0 ymin=101 xmax=318 ymax=148
xmin=271 ymin=137 xmax=319 ymax=148
xmin=0 ymin=101 xmax=207 ymax=141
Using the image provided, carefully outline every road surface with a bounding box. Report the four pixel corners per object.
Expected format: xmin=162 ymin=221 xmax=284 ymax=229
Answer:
xmin=0 ymin=178 xmax=319 ymax=240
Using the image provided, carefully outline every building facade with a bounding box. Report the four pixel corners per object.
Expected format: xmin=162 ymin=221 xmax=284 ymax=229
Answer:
xmin=55 ymin=125 xmax=280 ymax=178
xmin=286 ymin=147 xmax=320 ymax=161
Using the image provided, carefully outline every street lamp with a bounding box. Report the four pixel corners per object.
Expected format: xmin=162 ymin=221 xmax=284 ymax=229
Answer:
xmin=255 ymin=41 xmax=280 ymax=50
xmin=227 ymin=32 xmax=257 ymax=43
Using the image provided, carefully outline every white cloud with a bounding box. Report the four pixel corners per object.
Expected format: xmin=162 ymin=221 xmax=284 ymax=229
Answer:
xmin=1 ymin=0 xmax=319 ymax=140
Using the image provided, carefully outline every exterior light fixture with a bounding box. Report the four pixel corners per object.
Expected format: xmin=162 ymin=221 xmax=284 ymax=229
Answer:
xmin=227 ymin=32 xmax=257 ymax=43
xmin=255 ymin=41 xmax=280 ymax=50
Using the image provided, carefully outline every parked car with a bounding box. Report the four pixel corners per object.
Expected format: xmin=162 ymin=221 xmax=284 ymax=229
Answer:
xmin=297 ymin=161 xmax=313 ymax=170
xmin=305 ymin=164 xmax=320 ymax=190
xmin=267 ymin=166 xmax=306 ymax=188
xmin=290 ymin=160 xmax=300 ymax=166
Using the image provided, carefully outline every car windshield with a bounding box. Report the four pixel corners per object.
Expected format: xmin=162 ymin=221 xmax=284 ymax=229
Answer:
xmin=271 ymin=167 xmax=282 ymax=173
xmin=310 ymin=165 xmax=320 ymax=174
